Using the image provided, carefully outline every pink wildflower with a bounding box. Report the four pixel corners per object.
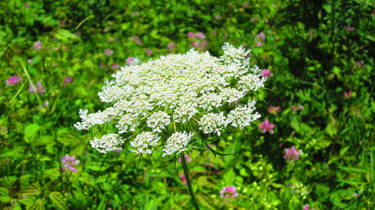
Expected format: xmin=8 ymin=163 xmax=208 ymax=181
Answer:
xmin=111 ymin=64 xmax=119 ymax=69
xmin=344 ymin=91 xmax=352 ymax=98
xmin=292 ymin=105 xmax=298 ymax=111
xmin=61 ymin=155 xmax=79 ymax=173
xmin=256 ymin=41 xmax=263 ymax=47
xmin=262 ymin=69 xmax=271 ymax=77
xmin=258 ymin=32 xmax=265 ymax=41
xmin=130 ymin=36 xmax=142 ymax=44
xmin=29 ymin=81 xmax=45 ymax=95
xmin=44 ymin=101 xmax=49 ymax=107
xmin=145 ymin=49 xmax=152 ymax=55
xmin=33 ymin=41 xmax=42 ymax=50
xmin=303 ymin=204 xmax=309 ymax=210
xmin=168 ymin=42 xmax=176 ymax=51
xmin=201 ymin=40 xmax=208 ymax=46
xmin=192 ymin=41 xmax=199 ymax=47
xmin=220 ymin=186 xmax=239 ymax=198
xmin=126 ymin=57 xmax=135 ymax=65
xmin=195 ymin=32 xmax=205 ymax=39
xmin=268 ymin=105 xmax=280 ymax=115
xmin=354 ymin=193 xmax=358 ymax=197
xmin=178 ymin=154 xmax=191 ymax=163
xmin=179 ymin=174 xmax=187 ymax=185
xmin=345 ymin=26 xmax=354 ymax=32
xmin=299 ymin=105 xmax=304 ymax=110
xmin=211 ymin=30 xmax=217 ymax=35
xmin=258 ymin=120 xmax=275 ymax=134
xmin=187 ymin=32 xmax=195 ymax=38
xmin=6 ymin=76 xmax=22 ymax=86
xmin=251 ymin=17 xmax=258 ymax=22
xmin=25 ymin=3 xmax=29 ymax=8
xmin=63 ymin=77 xmax=73 ymax=86
xmin=284 ymin=146 xmax=301 ymax=161
xmin=104 ymin=49 xmax=113 ymax=56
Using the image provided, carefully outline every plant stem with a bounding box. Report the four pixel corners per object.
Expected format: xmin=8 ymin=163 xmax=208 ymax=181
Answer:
xmin=181 ymin=152 xmax=199 ymax=210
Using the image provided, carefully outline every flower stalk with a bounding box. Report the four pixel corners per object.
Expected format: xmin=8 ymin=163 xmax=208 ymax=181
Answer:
xmin=181 ymin=152 xmax=199 ymax=210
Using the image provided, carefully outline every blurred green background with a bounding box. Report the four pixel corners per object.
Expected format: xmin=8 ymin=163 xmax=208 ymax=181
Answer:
xmin=0 ymin=0 xmax=374 ymax=209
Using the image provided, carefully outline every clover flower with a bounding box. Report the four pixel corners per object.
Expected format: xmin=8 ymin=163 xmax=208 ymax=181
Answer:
xmin=259 ymin=119 xmax=275 ymax=134
xmin=220 ymin=186 xmax=239 ymax=198
xmin=75 ymin=43 xmax=266 ymax=156
xmin=6 ymin=76 xmax=21 ymax=85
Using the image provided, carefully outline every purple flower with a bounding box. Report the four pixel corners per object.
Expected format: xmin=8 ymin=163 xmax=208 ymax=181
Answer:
xmin=256 ymin=41 xmax=263 ymax=47
xmin=61 ymin=155 xmax=79 ymax=173
xmin=354 ymin=193 xmax=358 ymax=197
xmin=195 ymin=32 xmax=205 ymax=39
xmin=29 ymin=81 xmax=45 ymax=95
xmin=345 ymin=26 xmax=354 ymax=32
xmin=130 ymin=36 xmax=142 ymax=44
xmin=33 ymin=41 xmax=42 ymax=50
xmin=268 ymin=105 xmax=280 ymax=115
xmin=64 ymin=77 xmax=73 ymax=86
xmin=258 ymin=120 xmax=275 ymax=134
xmin=262 ymin=69 xmax=271 ymax=77
xmin=220 ymin=186 xmax=239 ymax=198
xmin=111 ymin=64 xmax=120 ymax=69
xmin=104 ymin=48 xmax=113 ymax=56
xmin=178 ymin=154 xmax=191 ymax=163
xmin=284 ymin=146 xmax=301 ymax=161
xmin=344 ymin=91 xmax=352 ymax=98
xmin=258 ymin=32 xmax=265 ymax=41
xmin=44 ymin=101 xmax=49 ymax=107
xmin=192 ymin=41 xmax=199 ymax=47
xmin=187 ymin=32 xmax=195 ymax=38
xmin=126 ymin=57 xmax=135 ymax=65
xmin=145 ymin=49 xmax=153 ymax=55
xmin=303 ymin=204 xmax=309 ymax=210
xmin=6 ymin=76 xmax=22 ymax=86
xmin=25 ymin=2 xmax=29 ymax=8
xmin=179 ymin=174 xmax=187 ymax=185
xmin=168 ymin=42 xmax=176 ymax=51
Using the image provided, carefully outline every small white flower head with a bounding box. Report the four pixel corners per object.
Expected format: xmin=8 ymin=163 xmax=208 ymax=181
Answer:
xmin=146 ymin=111 xmax=171 ymax=132
xmin=173 ymin=103 xmax=198 ymax=123
xmin=90 ymin=134 xmax=124 ymax=153
xmin=227 ymin=100 xmax=261 ymax=128
xmin=130 ymin=132 xmax=160 ymax=154
xmin=163 ymin=132 xmax=193 ymax=156
xmin=199 ymin=112 xmax=227 ymax=136
xmin=116 ymin=113 xmax=140 ymax=134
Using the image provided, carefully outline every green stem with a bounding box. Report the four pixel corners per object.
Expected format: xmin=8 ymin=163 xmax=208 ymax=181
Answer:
xmin=181 ymin=153 xmax=199 ymax=210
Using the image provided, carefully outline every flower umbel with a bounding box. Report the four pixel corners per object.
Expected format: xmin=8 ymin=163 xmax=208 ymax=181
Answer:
xmin=75 ymin=43 xmax=266 ymax=156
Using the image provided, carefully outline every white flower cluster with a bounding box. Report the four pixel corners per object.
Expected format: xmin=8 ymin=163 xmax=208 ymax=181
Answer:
xmin=147 ymin=111 xmax=171 ymax=132
xmin=75 ymin=43 xmax=266 ymax=156
xmin=163 ymin=132 xmax=193 ymax=156
xmin=130 ymin=132 xmax=160 ymax=154
xmin=89 ymin=134 xmax=124 ymax=153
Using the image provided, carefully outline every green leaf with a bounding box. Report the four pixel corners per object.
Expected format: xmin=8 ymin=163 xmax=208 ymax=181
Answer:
xmin=48 ymin=192 xmax=67 ymax=210
xmin=24 ymin=124 xmax=41 ymax=143
xmin=27 ymin=199 xmax=45 ymax=210
xmin=19 ymin=184 xmax=41 ymax=197
xmin=55 ymin=29 xmax=79 ymax=43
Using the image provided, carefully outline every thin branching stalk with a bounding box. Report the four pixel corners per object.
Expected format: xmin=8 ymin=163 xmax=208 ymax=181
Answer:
xmin=181 ymin=152 xmax=199 ymax=210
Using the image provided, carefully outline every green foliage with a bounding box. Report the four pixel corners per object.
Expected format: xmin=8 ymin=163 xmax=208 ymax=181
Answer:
xmin=0 ymin=0 xmax=374 ymax=209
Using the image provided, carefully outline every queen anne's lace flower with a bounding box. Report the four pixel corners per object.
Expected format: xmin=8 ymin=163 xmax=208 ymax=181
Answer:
xmin=75 ymin=43 xmax=267 ymax=156
xmin=130 ymin=132 xmax=160 ymax=154
xmin=90 ymin=134 xmax=124 ymax=153
xmin=147 ymin=111 xmax=171 ymax=132
xmin=163 ymin=132 xmax=193 ymax=156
